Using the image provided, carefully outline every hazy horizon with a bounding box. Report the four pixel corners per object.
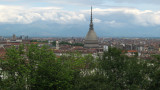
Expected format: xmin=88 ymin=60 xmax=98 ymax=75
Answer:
xmin=1 ymin=0 xmax=160 ymax=37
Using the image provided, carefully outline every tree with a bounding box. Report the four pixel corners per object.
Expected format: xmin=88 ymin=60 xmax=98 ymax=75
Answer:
xmin=0 ymin=44 xmax=75 ymax=90
xmin=1 ymin=45 xmax=160 ymax=90
xmin=98 ymin=47 xmax=159 ymax=89
xmin=0 ymin=45 xmax=28 ymax=89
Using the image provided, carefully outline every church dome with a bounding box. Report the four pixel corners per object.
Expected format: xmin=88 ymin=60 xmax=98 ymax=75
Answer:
xmin=85 ymin=30 xmax=98 ymax=41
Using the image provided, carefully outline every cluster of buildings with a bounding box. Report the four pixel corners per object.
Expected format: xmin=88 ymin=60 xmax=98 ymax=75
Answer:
xmin=0 ymin=34 xmax=30 ymax=59
xmin=104 ymin=38 xmax=160 ymax=59
xmin=1 ymin=7 xmax=160 ymax=60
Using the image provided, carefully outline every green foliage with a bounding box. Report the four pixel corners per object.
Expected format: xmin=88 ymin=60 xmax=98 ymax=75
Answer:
xmin=134 ymin=52 xmax=138 ymax=57
xmin=52 ymin=41 xmax=84 ymax=46
xmin=1 ymin=46 xmax=160 ymax=90
xmin=73 ymin=47 xmax=160 ymax=90
xmin=59 ymin=52 xmax=95 ymax=70
xmin=52 ymin=41 xmax=56 ymax=46
xmin=1 ymin=45 xmax=28 ymax=89
xmin=30 ymin=40 xmax=48 ymax=43
xmin=0 ymin=44 xmax=75 ymax=90
xmin=98 ymin=47 xmax=160 ymax=89
xmin=72 ymin=43 xmax=84 ymax=46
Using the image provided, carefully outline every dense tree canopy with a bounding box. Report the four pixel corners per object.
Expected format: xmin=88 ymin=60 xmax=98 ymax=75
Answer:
xmin=52 ymin=41 xmax=84 ymax=46
xmin=0 ymin=45 xmax=160 ymax=90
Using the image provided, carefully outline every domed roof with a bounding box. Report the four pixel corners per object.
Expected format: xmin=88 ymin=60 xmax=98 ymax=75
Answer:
xmin=84 ymin=6 xmax=99 ymax=48
xmin=85 ymin=30 xmax=98 ymax=40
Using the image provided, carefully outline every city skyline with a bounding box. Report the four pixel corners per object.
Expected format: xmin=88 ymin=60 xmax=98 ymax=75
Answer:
xmin=1 ymin=0 xmax=160 ymax=37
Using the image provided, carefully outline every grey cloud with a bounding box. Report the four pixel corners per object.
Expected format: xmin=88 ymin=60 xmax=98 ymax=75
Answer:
xmin=0 ymin=6 xmax=86 ymax=24
xmin=109 ymin=0 xmax=160 ymax=4
xmin=0 ymin=0 xmax=106 ymax=6
xmin=1 ymin=0 xmax=160 ymax=5
xmin=40 ymin=0 xmax=106 ymax=6
xmin=1 ymin=5 xmax=160 ymax=27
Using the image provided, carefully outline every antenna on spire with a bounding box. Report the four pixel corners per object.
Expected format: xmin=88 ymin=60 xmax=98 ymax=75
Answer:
xmin=91 ymin=6 xmax=93 ymax=23
xmin=89 ymin=6 xmax=94 ymax=30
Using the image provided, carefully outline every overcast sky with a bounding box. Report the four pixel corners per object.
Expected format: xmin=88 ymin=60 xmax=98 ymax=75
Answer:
xmin=1 ymin=0 xmax=160 ymax=37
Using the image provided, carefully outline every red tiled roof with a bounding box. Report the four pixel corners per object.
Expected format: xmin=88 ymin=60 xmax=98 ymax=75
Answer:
xmin=0 ymin=48 xmax=6 ymax=57
xmin=7 ymin=43 xmax=21 ymax=45
xmin=31 ymin=42 xmax=38 ymax=44
xmin=128 ymin=50 xmax=137 ymax=53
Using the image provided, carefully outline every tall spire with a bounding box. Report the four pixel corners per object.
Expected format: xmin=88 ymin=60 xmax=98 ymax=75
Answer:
xmin=91 ymin=6 xmax=93 ymax=24
xmin=89 ymin=6 xmax=94 ymax=30
xmin=84 ymin=6 xmax=99 ymax=48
